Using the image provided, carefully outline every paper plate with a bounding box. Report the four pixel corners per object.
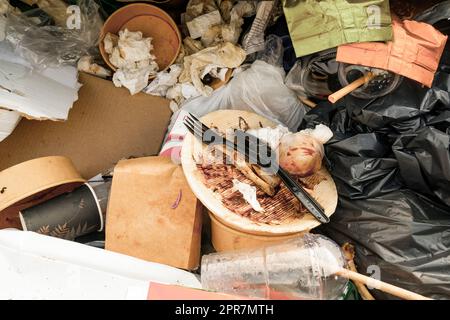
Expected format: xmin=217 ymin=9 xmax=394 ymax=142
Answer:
xmin=181 ymin=110 xmax=338 ymax=236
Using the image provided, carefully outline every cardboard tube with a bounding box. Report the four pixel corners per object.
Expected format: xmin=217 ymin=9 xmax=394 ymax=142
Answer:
xmin=336 ymin=268 xmax=432 ymax=300
xmin=328 ymin=72 xmax=375 ymax=103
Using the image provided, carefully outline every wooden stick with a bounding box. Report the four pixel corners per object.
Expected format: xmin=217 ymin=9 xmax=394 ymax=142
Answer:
xmin=336 ymin=268 xmax=432 ymax=300
xmin=299 ymin=97 xmax=317 ymax=108
xmin=342 ymin=243 xmax=375 ymax=300
xmin=328 ymin=72 xmax=375 ymax=103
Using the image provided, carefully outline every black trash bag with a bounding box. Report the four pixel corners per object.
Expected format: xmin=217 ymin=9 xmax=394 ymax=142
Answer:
xmin=312 ymin=110 xmax=450 ymax=299
xmin=300 ymin=3 xmax=450 ymax=299
xmin=393 ymin=127 xmax=450 ymax=207
xmin=318 ymin=190 xmax=450 ymax=300
xmin=414 ymin=1 xmax=450 ymax=29
xmin=327 ymin=133 xmax=402 ymax=200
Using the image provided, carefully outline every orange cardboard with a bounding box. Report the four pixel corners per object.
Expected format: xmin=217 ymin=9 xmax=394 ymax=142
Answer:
xmin=337 ymin=18 xmax=448 ymax=87
xmin=0 ymin=73 xmax=172 ymax=179
xmin=147 ymin=282 xmax=249 ymax=300
xmin=105 ymin=156 xmax=202 ymax=270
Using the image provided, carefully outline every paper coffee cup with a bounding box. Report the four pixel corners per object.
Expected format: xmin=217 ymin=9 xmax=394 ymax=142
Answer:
xmin=19 ymin=183 xmax=104 ymax=240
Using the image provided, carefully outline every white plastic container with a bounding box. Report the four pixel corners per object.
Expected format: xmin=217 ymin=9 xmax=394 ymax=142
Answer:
xmin=0 ymin=229 xmax=201 ymax=299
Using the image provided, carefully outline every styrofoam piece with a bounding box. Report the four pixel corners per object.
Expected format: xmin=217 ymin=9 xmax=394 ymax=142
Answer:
xmin=0 ymin=229 xmax=201 ymax=299
xmin=0 ymin=109 xmax=21 ymax=142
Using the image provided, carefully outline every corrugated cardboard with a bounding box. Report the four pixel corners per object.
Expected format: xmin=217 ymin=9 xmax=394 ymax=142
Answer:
xmin=0 ymin=73 xmax=172 ymax=178
xmin=105 ymin=156 xmax=202 ymax=270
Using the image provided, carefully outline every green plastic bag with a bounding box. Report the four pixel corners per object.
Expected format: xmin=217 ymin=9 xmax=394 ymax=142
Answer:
xmin=341 ymin=281 xmax=361 ymax=300
xmin=283 ymin=0 xmax=393 ymax=57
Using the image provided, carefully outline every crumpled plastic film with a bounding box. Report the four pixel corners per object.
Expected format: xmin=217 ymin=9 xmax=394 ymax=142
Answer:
xmin=4 ymin=0 xmax=103 ymax=68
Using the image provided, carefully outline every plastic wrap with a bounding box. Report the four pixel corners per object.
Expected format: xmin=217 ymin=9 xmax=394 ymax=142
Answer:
xmin=4 ymin=0 xmax=103 ymax=68
xmin=302 ymin=2 xmax=450 ymax=299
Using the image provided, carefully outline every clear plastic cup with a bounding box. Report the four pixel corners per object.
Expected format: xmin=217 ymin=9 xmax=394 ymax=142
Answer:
xmin=201 ymin=234 xmax=348 ymax=300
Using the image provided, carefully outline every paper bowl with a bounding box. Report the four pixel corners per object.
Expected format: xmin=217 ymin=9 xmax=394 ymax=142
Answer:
xmin=209 ymin=212 xmax=306 ymax=252
xmin=99 ymin=3 xmax=181 ymax=75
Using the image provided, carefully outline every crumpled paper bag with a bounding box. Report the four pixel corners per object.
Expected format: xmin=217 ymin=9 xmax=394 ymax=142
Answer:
xmin=105 ymin=156 xmax=202 ymax=270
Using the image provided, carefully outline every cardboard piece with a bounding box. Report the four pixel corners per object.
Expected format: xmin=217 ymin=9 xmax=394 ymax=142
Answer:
xmin=0 ymin=73 xmax=172 ymax=179
xmin=106 ymin=156 xmax=202 ymax=270
xmin=337 ymin=18 xmax=448 ymax=87
xmin=283 ymin=0 xmax=393 ymax=58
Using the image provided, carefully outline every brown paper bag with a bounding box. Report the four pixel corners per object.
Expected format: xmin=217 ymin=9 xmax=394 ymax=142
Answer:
xmin=105 ymin=156 xmax=202 ymax=270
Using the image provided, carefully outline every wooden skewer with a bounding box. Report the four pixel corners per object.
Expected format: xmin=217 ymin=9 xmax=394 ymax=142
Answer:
xmin=335 ymin=268 xmax=432 ymax=300
xmin=328 ymin=72 xmax=375 ymax=103
xmin=299 ymin=97 xmax=318 ymax=108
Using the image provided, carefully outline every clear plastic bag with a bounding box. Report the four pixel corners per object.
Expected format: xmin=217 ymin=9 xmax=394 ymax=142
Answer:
xmin=4 ymin=0 xmax=103 ymax=68
xmin=255 ymin=34 xmax=284 ymax=67
xmin=181 ymin=59 xmax=306 ymax=132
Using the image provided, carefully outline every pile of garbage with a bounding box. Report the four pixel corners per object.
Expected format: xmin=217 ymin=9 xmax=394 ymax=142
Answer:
xmin=0 ymin=0 xmax=450 ymax=301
